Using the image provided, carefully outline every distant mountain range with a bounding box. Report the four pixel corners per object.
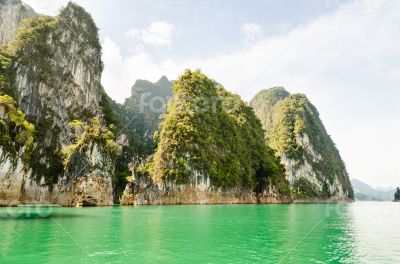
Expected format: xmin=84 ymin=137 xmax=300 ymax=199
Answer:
xmin=351 ymin=179 xmax=395 ymax=201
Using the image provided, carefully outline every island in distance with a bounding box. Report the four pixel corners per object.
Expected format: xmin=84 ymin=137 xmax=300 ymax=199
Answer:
xmin=351 ymin=178 xmax=397 ymax=201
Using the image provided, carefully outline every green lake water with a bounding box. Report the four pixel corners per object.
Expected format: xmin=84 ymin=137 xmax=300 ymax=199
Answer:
xmin=0 ymin=202 xmax=399 ymax=263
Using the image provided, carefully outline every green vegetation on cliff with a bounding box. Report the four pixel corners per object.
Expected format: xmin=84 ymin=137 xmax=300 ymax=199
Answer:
xmin=3 ymin=14 xmax=65 ymax=185
xmin=8 ymin=15 xmax=58 ymax=56
xmin=0 ymin=3 xmax=105 ymax=187
xmin=250 ymin=87 xmax=290 ymax=135
xmin=63 ymin=117 xmax=121 ymax=167
xmin=250 ymin=88 xmax=353 ymax=199
xmin=0 ymin=51 xmax=16 ymax=98
xmin=1 ymin=20 xmax=66 ymax=184
xmin=148 ymin=70 xmax=289 ymax=193
xmin=59 ymin=2 xmax=102 ymax=53
xmin=0 ymin=95 xmax=34 ymax=166
xmin=99 ymin=91 xmax=148 ymax=200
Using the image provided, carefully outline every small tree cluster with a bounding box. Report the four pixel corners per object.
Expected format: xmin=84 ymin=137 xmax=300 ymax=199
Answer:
xmin=62 ymin=117 xmax=121 ymax=166
xmin=0 ymin=95 xmax=35 ymax=165
xmin=395 ymin=187 xmax=400 ymax=201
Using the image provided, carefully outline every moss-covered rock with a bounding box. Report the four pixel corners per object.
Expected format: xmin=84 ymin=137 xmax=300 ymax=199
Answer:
xmin=250 ymin=88 xmax=353 ymax=200
xmin=0 ymin=2 xmax=120 ymax=206
xmin=0 ymin=94 xmax=34 ymax=166
xmin=0 ymin=51 xmax=16 ymax=97
xmin=144 ymin=70 xmax=289 ymax=196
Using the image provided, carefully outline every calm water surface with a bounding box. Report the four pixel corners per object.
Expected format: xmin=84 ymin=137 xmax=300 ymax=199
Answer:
xmin=0 ymin=202 xmax=399 ymax=263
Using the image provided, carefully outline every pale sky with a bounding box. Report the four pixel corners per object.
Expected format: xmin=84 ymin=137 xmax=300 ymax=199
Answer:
xmin=23 ymin=0 xmax=400 ymax=188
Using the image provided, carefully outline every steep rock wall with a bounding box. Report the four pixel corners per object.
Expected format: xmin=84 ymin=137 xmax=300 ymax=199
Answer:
xmin=0 ymin=0 xmax=36 ymax=45
xmin=250 ymin=88 xmax=353 ymax=200
xmin=0 ymin=3 xmax=114 ymax=206
xmin=120 ymin=165 xmax=290 ymax=205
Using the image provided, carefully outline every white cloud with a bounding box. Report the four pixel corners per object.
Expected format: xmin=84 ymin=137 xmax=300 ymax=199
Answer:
xmin=241 ymin=22 xmax=262 ymax=41
xmin=126 ymin=21 xmax=174 ymax=47
xmin=102 ymin=0 xmax=400 ymax=186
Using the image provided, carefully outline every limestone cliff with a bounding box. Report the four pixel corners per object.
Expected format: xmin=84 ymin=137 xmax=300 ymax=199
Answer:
xmin=120 ymin=70 xmax=291 ymax=205
xmin=250 ymin=87 xmax=353 ymax=200
xmin=0 ymin=1 xmax=353 ymax=206
xmin=120 ymin=158 xmax=291 ymax=205
xmin=124 ymin=76 xmax=173 ymax=153
xmin=0 ymin=2 xmax=116 ymax=206
xmin=0 ymin=0 xmax=36 ymax=45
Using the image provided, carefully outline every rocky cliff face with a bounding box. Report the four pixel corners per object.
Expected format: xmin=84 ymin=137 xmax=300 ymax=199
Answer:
xmin=120 ymin=165 xmax=290 ymax=205
xmin=0 ymin=2 xmax=116 ymax=206
xmin=124 ymin=76 xmax=173 ymax=152
xmin=121 ymin=153 xmax=291 ymax=206
xmin=14 ymin=5 xmax=103 ymax=139
xmin=0 ymin=0 xmax=36 ymax=45
xmin=120 ymin=70 xmax=291 ymax=205
xmin=250 ymin=87 xmax=353 ymax=200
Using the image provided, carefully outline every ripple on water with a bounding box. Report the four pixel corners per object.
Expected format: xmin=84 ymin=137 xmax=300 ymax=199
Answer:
xmin=0 ymin=202 xmax=399 ymax=263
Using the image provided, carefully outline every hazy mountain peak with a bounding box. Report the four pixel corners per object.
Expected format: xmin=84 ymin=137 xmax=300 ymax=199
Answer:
xmin=351 ymin=178 xmax=395 ymax=201
xmin=156 ymin=75 xmax=170 ymax=86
